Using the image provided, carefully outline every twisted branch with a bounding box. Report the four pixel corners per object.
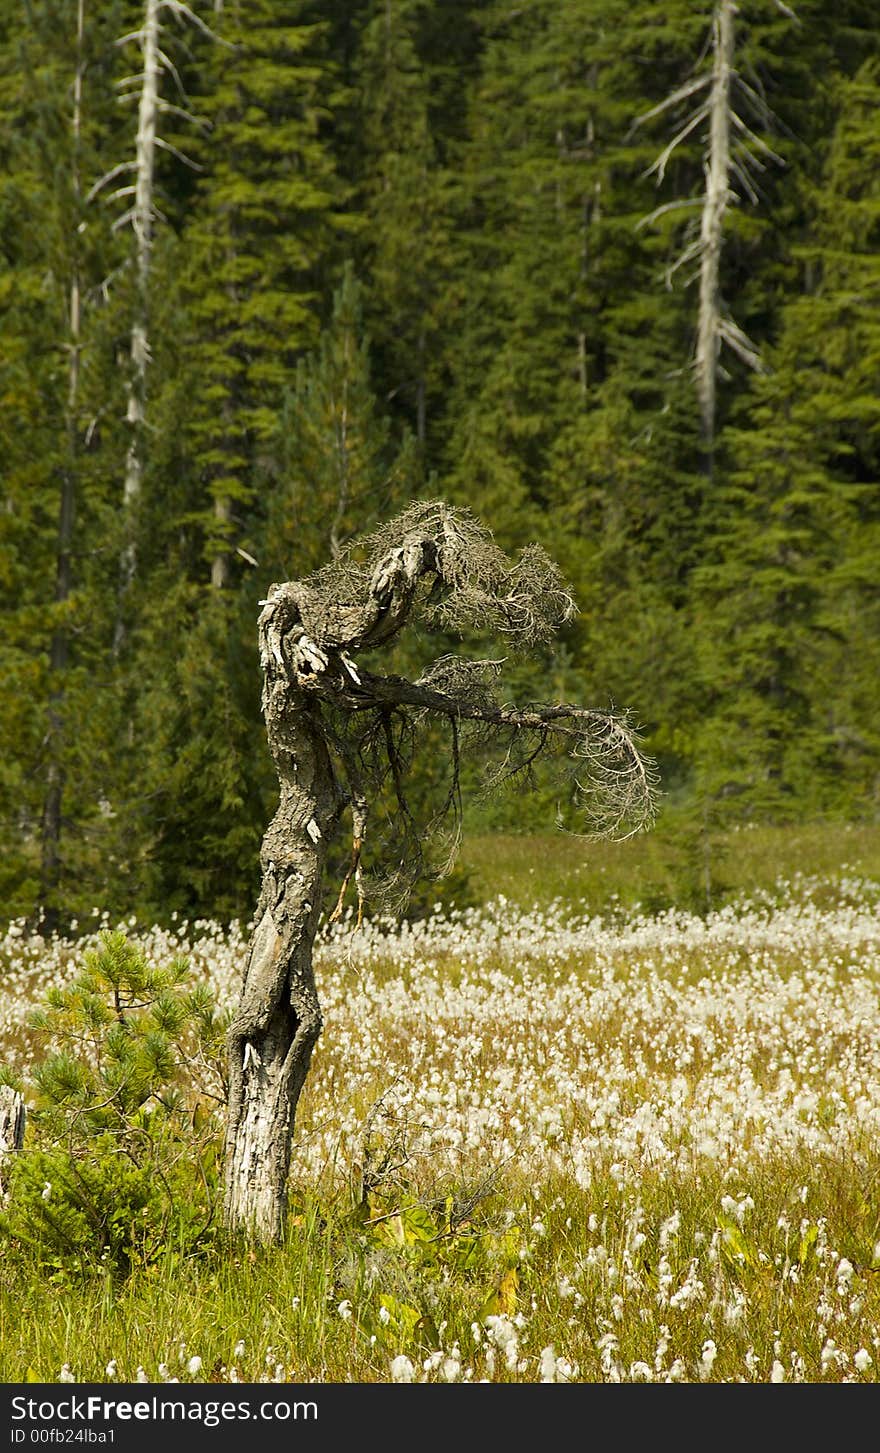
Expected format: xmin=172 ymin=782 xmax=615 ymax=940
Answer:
xmin=259 ymin=501 xmax=657 ymax=914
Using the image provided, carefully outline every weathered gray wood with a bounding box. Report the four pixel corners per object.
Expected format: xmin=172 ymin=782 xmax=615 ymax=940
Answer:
xmin=96 ymin=0 xmax=220 ymax=626
xmin=636 ymin=0 xmax=785 ymax=457
xmin=0 ymin=1086 xmax=25 ymax=1194
xmin=221 ymin=686 xmax=344 ymax=1243
xmin=119 ymin=0 xmax=160 ymax=603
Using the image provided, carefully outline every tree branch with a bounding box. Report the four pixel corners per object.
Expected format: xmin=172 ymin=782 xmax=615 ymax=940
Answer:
xmin=313 ymin=665 xmax=657 ymax=841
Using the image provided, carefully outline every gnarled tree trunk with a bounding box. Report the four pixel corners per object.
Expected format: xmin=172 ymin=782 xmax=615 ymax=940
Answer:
xmin=222 ymin=687 xmax=344 ymax=1243
xmin=220 ymin=502 xmax=656 ymax=1242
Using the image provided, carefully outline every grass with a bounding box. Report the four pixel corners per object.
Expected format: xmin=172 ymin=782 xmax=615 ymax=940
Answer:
xmin=3 ymin=821 xmax=880 ymax=1384
xmin=458 ymin=818 xmax=880 ymax=915
xmin=3 ymin=1155 xmax=880 ymax=1385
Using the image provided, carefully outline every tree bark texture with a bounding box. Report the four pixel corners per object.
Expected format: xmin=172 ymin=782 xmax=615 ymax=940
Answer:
xmin=111 ymin=0 xmax=162 ymax=655
xmin=0 ymin=1086 xmax=25 ymax=1196
xmin=221 ymin=660 xmax=345 ymax=1241
xmin=120 ymin=0 xmax=159 ymax=590
xmin=220 ymin=523 xmax=457 ymax=1239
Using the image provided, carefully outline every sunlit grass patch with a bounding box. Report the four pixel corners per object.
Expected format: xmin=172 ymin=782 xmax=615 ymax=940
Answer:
xmin=459 ymin=819 xmax=880 ymax=918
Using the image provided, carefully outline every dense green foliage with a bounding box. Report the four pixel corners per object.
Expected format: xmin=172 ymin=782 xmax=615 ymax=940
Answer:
xmin=1 ymin=0 xmax=879 ymax=929
xmin=0 ymin=930 xmax=226 ymax=1274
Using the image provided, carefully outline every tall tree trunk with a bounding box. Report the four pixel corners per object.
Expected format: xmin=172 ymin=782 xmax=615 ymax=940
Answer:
xmin=116 ymin=0 xmax=160 ymax=645
xmin=211 ymin=495 xmax=230 ymax=589
xmin=222 ymin=676 xmax=345 ymax=1241
xmin=696 ymin=0 xmax=734 ymax=463
xmin=40 ymin=0 xmax=85 ymax=928
xmin=639 ymin=0 xmax=776 ymax=460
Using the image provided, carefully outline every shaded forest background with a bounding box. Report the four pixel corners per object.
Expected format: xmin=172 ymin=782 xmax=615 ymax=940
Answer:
xmin=2 ymin=0 xmax=879 ymax=931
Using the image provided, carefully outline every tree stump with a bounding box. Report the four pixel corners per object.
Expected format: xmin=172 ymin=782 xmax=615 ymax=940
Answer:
xmin=0 ymin=1085 xmax=25 ymax=1195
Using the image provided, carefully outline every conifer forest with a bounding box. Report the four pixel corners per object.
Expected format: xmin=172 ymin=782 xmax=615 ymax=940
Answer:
xmin=2 ymin=0 xmax=879 ymax=932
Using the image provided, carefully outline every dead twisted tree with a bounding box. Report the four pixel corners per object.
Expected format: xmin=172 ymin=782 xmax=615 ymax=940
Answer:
xmin=222 ymin=501 xmax=658 ymax=1241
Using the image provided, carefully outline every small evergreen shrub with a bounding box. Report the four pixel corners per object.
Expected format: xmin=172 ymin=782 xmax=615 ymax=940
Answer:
xmin=0 ymin=930 xmax=228 ymax=1276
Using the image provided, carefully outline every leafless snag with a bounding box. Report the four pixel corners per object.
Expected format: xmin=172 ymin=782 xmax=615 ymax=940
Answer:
xmin=633 ymin=0 xmax=790 ymax=454
xmin=222 ymin=501 xmax=658 ymax=1242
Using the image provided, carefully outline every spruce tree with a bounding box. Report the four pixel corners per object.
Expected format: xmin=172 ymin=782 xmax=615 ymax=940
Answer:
xmin=353 ymin=0 xmax=455 ymax=457
xmin=690 ymin=52 xmax=880 ymax=823
xmin=176 ymin=0 xmax=349 ymax=590
xmin=261 ymin=262 xmax=421 ymax=583
xmin=0 ymin=0 xmax=127 ymax=925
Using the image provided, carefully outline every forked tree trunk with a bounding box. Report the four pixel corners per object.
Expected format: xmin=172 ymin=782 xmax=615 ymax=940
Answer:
xmin=222 ymin=684 xmax=345 ymax=1241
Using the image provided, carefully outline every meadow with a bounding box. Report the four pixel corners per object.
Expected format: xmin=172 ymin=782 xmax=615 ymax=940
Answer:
xmin=2 ymin=824 xmax=880 ymax=1384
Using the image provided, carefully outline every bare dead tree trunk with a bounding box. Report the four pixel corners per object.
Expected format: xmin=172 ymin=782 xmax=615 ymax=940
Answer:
xmin=221 ymin=687 xmax=345 ymax=1241
xmin=0 ymin=1087 xmax=26 ymax=1197
xmin=696 ymin=0 xmax=735 ymax=459
xmin=636 ymin=0 xmax=783 ymax=462
xmin=116 ymin=0 xmax=160 ymax=639
xmin=89 ymin=0 xmax=213 ymax=629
